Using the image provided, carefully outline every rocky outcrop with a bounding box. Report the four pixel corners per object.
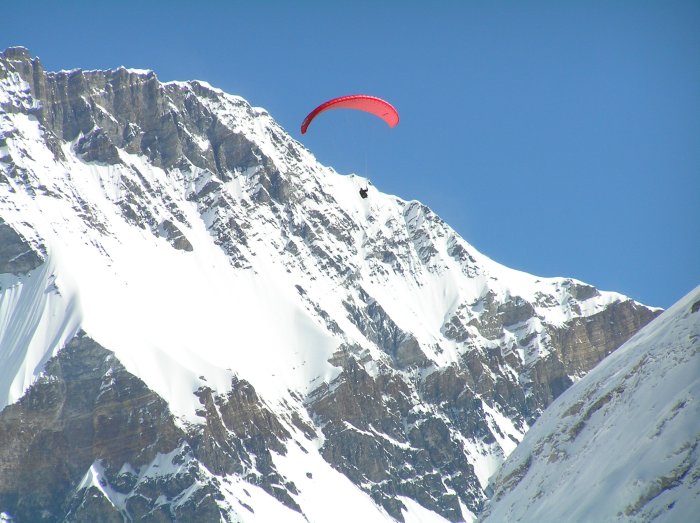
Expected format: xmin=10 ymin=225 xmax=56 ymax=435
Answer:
xmin=157 ymin=219 xmax=193 ymax=252
xmin=0 ymin=218 xmax=43 ymax=275
xmin=0 ymin=332 xmax=186 ymax=521
xmin=547 ymin=299 xmax=658 ymax=376
xmin=192 ymin=380 xmax=302 ymax=513
xmin=442 ymin=287 xmax=661 ymax=422
xmin=309 ymin=358 xmax=483 ymax=521
xmin=521 ymin=298 xmax=661 ymax=412
xmin=0 ymin=47 xmax=266 ymax=177
xmin=344 ymin=288 xmax=429 ymax=369
xmin=0 ymin=332 xmax=302 ymax=522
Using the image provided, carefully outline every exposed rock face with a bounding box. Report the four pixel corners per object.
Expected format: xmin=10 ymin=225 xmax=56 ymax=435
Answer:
xmin=310 ymin=358 xmax=484 ymax=520
xmin=0 ymin=331 xmax=303 ymax=522
xmin=0 ymin=332 xmax=193 ymax=521
xmin=343 ymin=288 xmax=429 ymax=369
xmin=0 ymin=48 xmax=662 ymax=522
xmin=0 ymin=218 xmax=43 ymax=274
xmin=531 ymin=299 xmax=659 ymax=411
xmin=192 ymin=380 xmax=303 ymax=513
xmin=157 ymin=219 xmax=193 ymax=251
xmin=0 ymin=46 xmax=266 ymax=177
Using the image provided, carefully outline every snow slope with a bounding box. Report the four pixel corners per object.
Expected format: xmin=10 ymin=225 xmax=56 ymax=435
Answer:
xmin=481 ymin=286 xmax=700 ymax=522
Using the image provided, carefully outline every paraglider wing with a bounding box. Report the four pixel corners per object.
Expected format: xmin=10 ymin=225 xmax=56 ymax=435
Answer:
xmin=301 ymin=95 xmax=399 ymax=134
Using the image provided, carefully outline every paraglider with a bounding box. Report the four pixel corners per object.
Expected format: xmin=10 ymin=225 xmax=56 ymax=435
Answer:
xmin=300 ymin=95 xmax=399 ymax=199
xmin=301 ymin=95 xmax=399 ymax=135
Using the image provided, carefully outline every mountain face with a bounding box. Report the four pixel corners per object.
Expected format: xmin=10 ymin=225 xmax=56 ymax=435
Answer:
xmin=480 ymin=286 xmax=700 ymax=522
xmin=0 ymin=47 xmax=660 ymax=522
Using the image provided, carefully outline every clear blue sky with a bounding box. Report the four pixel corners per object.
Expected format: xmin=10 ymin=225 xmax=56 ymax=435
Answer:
xmin=4 ymin=1 xmax=699 ymax=308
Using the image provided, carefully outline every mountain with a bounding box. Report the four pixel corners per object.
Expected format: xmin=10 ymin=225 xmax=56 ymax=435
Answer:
xmin=0 ymin=47 xmax=660 ymax=522
xmin=480 ymin=286 xmax=700 ymax=522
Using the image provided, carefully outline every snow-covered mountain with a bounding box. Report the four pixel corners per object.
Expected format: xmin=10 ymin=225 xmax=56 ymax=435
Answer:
xmin=480 ymin=286 xmax=700 ymax=522
xmin=0 ymin=47 xmax=660 ymax=522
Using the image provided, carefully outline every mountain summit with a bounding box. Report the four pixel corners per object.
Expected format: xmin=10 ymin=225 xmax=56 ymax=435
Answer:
xmin=0 ymin=48 xmax=659 ymax=522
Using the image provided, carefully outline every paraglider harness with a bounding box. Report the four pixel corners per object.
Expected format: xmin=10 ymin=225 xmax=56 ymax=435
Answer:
xmin=359 ymin=186 xmax=368 ymax=199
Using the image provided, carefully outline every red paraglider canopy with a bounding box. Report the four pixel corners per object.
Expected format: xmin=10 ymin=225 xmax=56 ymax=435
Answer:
xmin=301 ymin=95 xmax=399 ymax=134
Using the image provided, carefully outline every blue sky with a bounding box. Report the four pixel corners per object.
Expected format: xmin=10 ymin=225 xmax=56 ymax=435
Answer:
xmin=3 ymin=1 xmax=699 ymax=308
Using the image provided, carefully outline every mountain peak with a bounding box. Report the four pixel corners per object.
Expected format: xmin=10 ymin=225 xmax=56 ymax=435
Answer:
xmin=1 ymin=46 xmax=33 ymax=62
xmin=0 ymin=50 xmax=663 ymax=522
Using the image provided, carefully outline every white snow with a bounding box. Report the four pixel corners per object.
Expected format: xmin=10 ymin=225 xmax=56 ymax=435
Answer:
xmin=75 ymin=461 xmax=127 ymax=510
xmin=270 ymin=434 xmax=397 ymax=522
xmin=216 ymin=475 xmax=305 ymax=523
xmin=0 ymin=263 xmax=81 ymax=408
xmin=480 ymin=400 xmax=523 ymax=457
xmin=400 ymin=496 xmax=456 ymax=523
xmin=115 ymin=66 xmax=153 ymax=75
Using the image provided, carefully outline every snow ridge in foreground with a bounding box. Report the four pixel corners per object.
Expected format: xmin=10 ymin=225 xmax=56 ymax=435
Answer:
xmin=482 ymin=286 xmax=700 ymax=522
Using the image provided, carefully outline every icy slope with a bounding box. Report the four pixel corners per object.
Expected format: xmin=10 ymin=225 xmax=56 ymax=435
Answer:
xmin=481 ymin=286 xmax=700 ymax=522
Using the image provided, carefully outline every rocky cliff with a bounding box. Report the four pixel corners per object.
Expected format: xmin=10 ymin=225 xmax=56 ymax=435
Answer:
xmin=0 ymin=47 xmax=660 ymax=522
